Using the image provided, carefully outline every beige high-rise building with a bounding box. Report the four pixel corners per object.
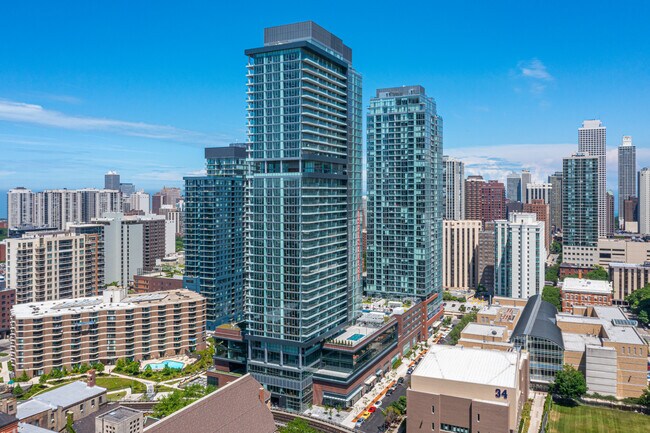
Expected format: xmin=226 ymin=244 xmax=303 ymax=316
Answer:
xmin=5 ymin=229 xmax=104 ymax=304
xmin=609 ymin=262 xmax=650 ymax=302
xmin=11 ymin=288 xmax=206 ymax=377
xmin=7 ymin=187 xmax=34 ymax=229
xmin=442 ymin=220 xmax=481 ymax=290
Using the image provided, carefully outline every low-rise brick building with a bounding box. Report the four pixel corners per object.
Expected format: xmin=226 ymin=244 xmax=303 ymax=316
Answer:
xmin=560 ymin=278 xmax=612 ymax=311
xmin=133 ymin=272 xmax=183 ymax=293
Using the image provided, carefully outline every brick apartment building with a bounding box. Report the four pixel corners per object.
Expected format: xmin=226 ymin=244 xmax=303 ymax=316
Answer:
xmin=11 ymin=288 xmax=205 ymax=377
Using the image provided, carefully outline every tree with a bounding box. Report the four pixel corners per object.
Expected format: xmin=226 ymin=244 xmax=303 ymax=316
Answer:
xmin=382 ymin=405 xmax=400 ymax=425
xmin=551 ymin=365 xmax=587 ymax=401
xmin=278 ymin=418 xmax=318 ymax=433
xmin=637 ymin=385 xmax=650 ymax=408
xmin=12 ymin=384 xmax=23 ymax=397
xmin=447 ymin=311 xmax=477 ymax=345
xmin=545 ymin=263 xmax=559 ymax=284
xmin=626 ymin=285 xmax=650 ymax=325
xmin=584 ymin=265 xmax=608 ymax=281
xmin=92 ymin=362 xmax=105 ymax=373
xmin=542 ymin=285 xmax=561 ymax=311
xmin=152 ymin=385 xmax=215 ymax=418
xmin=550 ymin=241 xmax=562 ymax=254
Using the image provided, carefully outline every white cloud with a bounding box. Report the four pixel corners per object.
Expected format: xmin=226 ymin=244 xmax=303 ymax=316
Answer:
xmin=448 ymin=143 xmax=650 ymax=194
xmin=515 ymin=58 xmax=554 ymax=96
xmin=448 ymin=143 xmax=575 ymax=183
xmin=133 ymin=168 xmax=207 ymax=183
xmin=519 ymin=58 xmax=553 ymax=81
xmin=0 ymin=99 xmax=230 ymax=145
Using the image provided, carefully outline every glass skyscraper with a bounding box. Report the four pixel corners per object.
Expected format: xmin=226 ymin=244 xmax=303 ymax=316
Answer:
xmin=244 ymin=21 xmax=362 ymax=411
xmin=183 ymin=145 xmax=247 ymax=330
xmin=562 ymin=152 xmax=599 ymax=265
xmin=618 ymin=136 xmax=636 ymax=227
xmin=366 ymin=86 xmax=443 ymax=315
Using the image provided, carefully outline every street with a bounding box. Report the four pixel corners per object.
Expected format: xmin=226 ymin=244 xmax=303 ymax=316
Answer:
xmin=359 ymin=375 xmax=408 ymax=433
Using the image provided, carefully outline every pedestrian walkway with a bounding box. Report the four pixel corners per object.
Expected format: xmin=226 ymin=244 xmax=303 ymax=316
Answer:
xmin=0 ymin=361 xmax=10 ymax=384
xmin=528 ymin=391 xmax=547 ymax=433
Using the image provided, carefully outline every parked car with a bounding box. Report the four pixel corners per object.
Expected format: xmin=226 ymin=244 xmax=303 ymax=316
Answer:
xmin=375 ymin=399 xmax=383 ymax=407
xmin=368 ymin=406 xmax=377 ymax=413
xmin=397 ymin=377 xmax=404 ymax=384
xmin=361 ymin=411 xmax=372 ymax=419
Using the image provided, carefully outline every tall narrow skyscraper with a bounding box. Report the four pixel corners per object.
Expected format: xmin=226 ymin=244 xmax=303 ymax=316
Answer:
xmin=494 ymin=213 xmax=545 ymax=299
xmin=244 ymin=22 xmax=362 ymax=411
xmin=367 ymin=85 xmax=443 ymax=309
xmin=618 ymin=136 xmax=636 ymax=228
xmin=639 ymin=168 xmax=650 ymax=235
xmin=183 ymin=145 xmax=247 ymax=329
xmin=548 ymin=171 xmax=563 ymax=233
xmin=578 ymin=120 xmax=607 ymax=237
xmin=606 ymin=191 xmax=615 ymax=235
xmin=563 ymin=152 xmax=599 ymax=265
xmin=520 ymin=169 xmax=532 ymax=200
xmin=442 ymin=156 xmax=465 ymax=220
xmin=506 ymin=173 xmax=522 ymax=202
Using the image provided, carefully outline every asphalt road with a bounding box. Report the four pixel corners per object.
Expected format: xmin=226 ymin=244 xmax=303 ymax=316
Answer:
xmin=359 ymin=376 xmax=408 ymax=433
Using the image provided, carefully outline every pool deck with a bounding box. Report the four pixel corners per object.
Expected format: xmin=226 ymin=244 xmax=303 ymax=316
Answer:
xmin=141 ymin=355 xmax=195 ymax=371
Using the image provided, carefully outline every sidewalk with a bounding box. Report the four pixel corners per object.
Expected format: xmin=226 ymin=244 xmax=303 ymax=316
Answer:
xmin=340 ymin=340 xmax=431 ymax=429
xmin=528 ymin=391 xmax=546 ymax=433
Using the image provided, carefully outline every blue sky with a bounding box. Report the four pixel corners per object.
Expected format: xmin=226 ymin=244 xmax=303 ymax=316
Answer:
xmin=1 ymin=0 xmax=649 ymax=216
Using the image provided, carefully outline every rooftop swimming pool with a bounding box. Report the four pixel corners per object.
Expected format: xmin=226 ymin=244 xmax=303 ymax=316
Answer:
xmin=347 ymin=333 xmax=365 ymax=341
xmin=146 ymin=360 xmax=185 ymax=370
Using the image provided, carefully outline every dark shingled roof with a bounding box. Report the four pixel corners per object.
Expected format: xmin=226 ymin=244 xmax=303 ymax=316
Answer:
xmin=0 ymin=412 xmax=18 ymax=428
xmin=143 ymin=374 xmax=275 ymax=433
xmin=511 ymin=295 xmax=564 ymax=349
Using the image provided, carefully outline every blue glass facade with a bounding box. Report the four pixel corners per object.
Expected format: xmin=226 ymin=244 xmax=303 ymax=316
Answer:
xmin=366 ymin=86 xmax=443 ymax=308
xmin=562 ymin=153 xmax=598 ymax=247
xmin=183 ymin=145 xmax=247 ymax=330
xmin=244 ymin=22 xmax=362 ymax=411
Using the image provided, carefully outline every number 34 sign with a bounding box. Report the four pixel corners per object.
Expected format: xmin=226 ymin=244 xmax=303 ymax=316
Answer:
xmin=495 ymin=389 xmax=508 ymax=399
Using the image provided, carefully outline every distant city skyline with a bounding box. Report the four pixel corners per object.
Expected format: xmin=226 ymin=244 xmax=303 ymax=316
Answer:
xmin=2 ymin=1 xmax=650 ymax=214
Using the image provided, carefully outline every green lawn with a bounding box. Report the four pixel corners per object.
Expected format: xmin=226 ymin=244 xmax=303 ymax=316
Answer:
xmin=94 ymin=377 xmax=147 ymax=394
xmin=548 ymin=403 xmax=649 ymax=433
xmin=107 ymin=391 xmax=127 ymax=402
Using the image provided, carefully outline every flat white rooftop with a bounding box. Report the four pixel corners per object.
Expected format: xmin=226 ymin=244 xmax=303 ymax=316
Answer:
xmin=12 ymin=290 xmax=202 ymax=319
xmin=562 ymin=332 xmax=601 ymax=352
xmin=462 ymin=323 xmax=506 ymax=338
xmin=562 ymin=278 xmax=612 ymax=294
xmin=557 ymin=307 xmax=645 ymax=345
xmin=413 ymin=345 xmax=519 ymax=388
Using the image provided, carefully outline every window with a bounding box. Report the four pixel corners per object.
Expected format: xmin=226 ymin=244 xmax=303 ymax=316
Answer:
xmin=432 ymin=405 xmax=435 ymax=414
xmin=80 ymin=403 xmax=84 ymax=412
xmin=477 ymin=413 xmax=480 ymax=421
xmin=432 ymin=423 xmax=435 ymax=430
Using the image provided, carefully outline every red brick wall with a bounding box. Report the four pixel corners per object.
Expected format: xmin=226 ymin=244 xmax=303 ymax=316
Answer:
xmin=133 ymin=275 xmax=183 ymax=293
